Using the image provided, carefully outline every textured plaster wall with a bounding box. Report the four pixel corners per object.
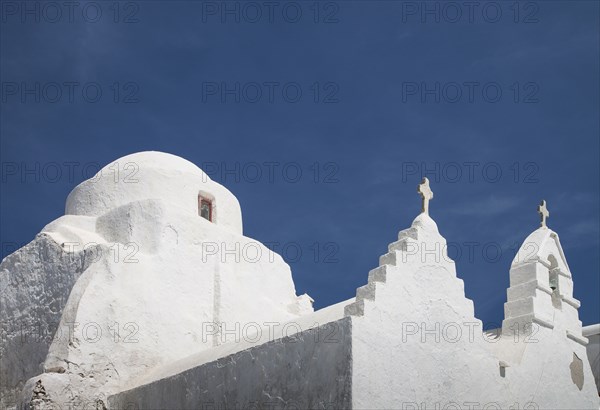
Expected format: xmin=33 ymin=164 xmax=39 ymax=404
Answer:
xmin=0 ymin=234 xmax=97 ymax=407
xmin=2 ymin=153 xmax=599 ymax=410
xmin=108 ymin=318 xmax=352 ymax=410
xmin=1 ymin=152 xmax=312 ymax=408
xmin=583 ymin=324 xmax=600 ymax=394
xmin=347 ymin=214 xmax=599 ymax=409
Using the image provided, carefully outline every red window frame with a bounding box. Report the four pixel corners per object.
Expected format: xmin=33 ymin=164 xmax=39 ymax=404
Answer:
xmin=199 ymin=197 xmax=213 ymax=222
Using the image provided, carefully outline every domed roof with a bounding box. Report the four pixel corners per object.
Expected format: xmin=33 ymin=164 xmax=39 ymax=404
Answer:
xmin=66 ymin=151 xmax=243 ymax=234
xmin=110 ymin=151 xmax=209 ymax=177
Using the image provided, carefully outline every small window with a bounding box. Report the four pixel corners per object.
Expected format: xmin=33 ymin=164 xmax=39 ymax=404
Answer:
xmin=199 ymin=197 xmax=212 ymax=221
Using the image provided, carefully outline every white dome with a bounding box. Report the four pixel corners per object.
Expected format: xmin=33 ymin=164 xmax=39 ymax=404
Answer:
xmin=66 ymin=151 xmax=243 ymax=234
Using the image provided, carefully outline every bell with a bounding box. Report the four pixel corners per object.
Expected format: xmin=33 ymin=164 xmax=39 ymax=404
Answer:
xmin=549 ymin=272 xmax=559 ymax=291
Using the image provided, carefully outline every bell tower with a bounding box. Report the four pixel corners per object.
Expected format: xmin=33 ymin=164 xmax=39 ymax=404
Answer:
xmin=502 ymin=200 xmax=588 ymax=346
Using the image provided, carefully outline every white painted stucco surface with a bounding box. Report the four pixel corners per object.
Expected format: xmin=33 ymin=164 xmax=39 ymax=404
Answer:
xmin=346 ymin=213 xmax=598 ymax=409
xmin=1 ymin=151 xmax=598 ymax=409
xmin=110 ymin=213 xmax=599 ymax=409
xmin=1 ymin=151 xmax=312 ymax=408
xmin=583 ymin=324 xmax=600 ymax=395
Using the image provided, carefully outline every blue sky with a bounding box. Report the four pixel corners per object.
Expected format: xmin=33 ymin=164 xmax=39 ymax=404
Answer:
xmin=1 ymin=0 xmax=599 ymax=327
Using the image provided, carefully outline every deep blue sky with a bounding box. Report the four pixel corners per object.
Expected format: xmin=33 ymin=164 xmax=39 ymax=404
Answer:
xmin=1 ymin=0 xmax=598 ymax=327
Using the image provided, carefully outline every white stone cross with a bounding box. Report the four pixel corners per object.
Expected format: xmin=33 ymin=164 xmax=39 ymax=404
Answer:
xmin=538 ymin=199 xmax=550 ymax=228
xmin=418 ymin=177 xmax=433 ymax=215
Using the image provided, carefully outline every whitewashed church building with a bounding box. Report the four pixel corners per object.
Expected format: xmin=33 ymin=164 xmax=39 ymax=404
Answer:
xmin=1 ymin=152 xmax=598 ymax=409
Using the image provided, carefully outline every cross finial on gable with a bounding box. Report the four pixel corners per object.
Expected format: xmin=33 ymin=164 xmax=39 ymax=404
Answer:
xmin=418 ymin=177 xmax=433 ymax=215
xmin=538 ymin=199 xmax=549 ymax=228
